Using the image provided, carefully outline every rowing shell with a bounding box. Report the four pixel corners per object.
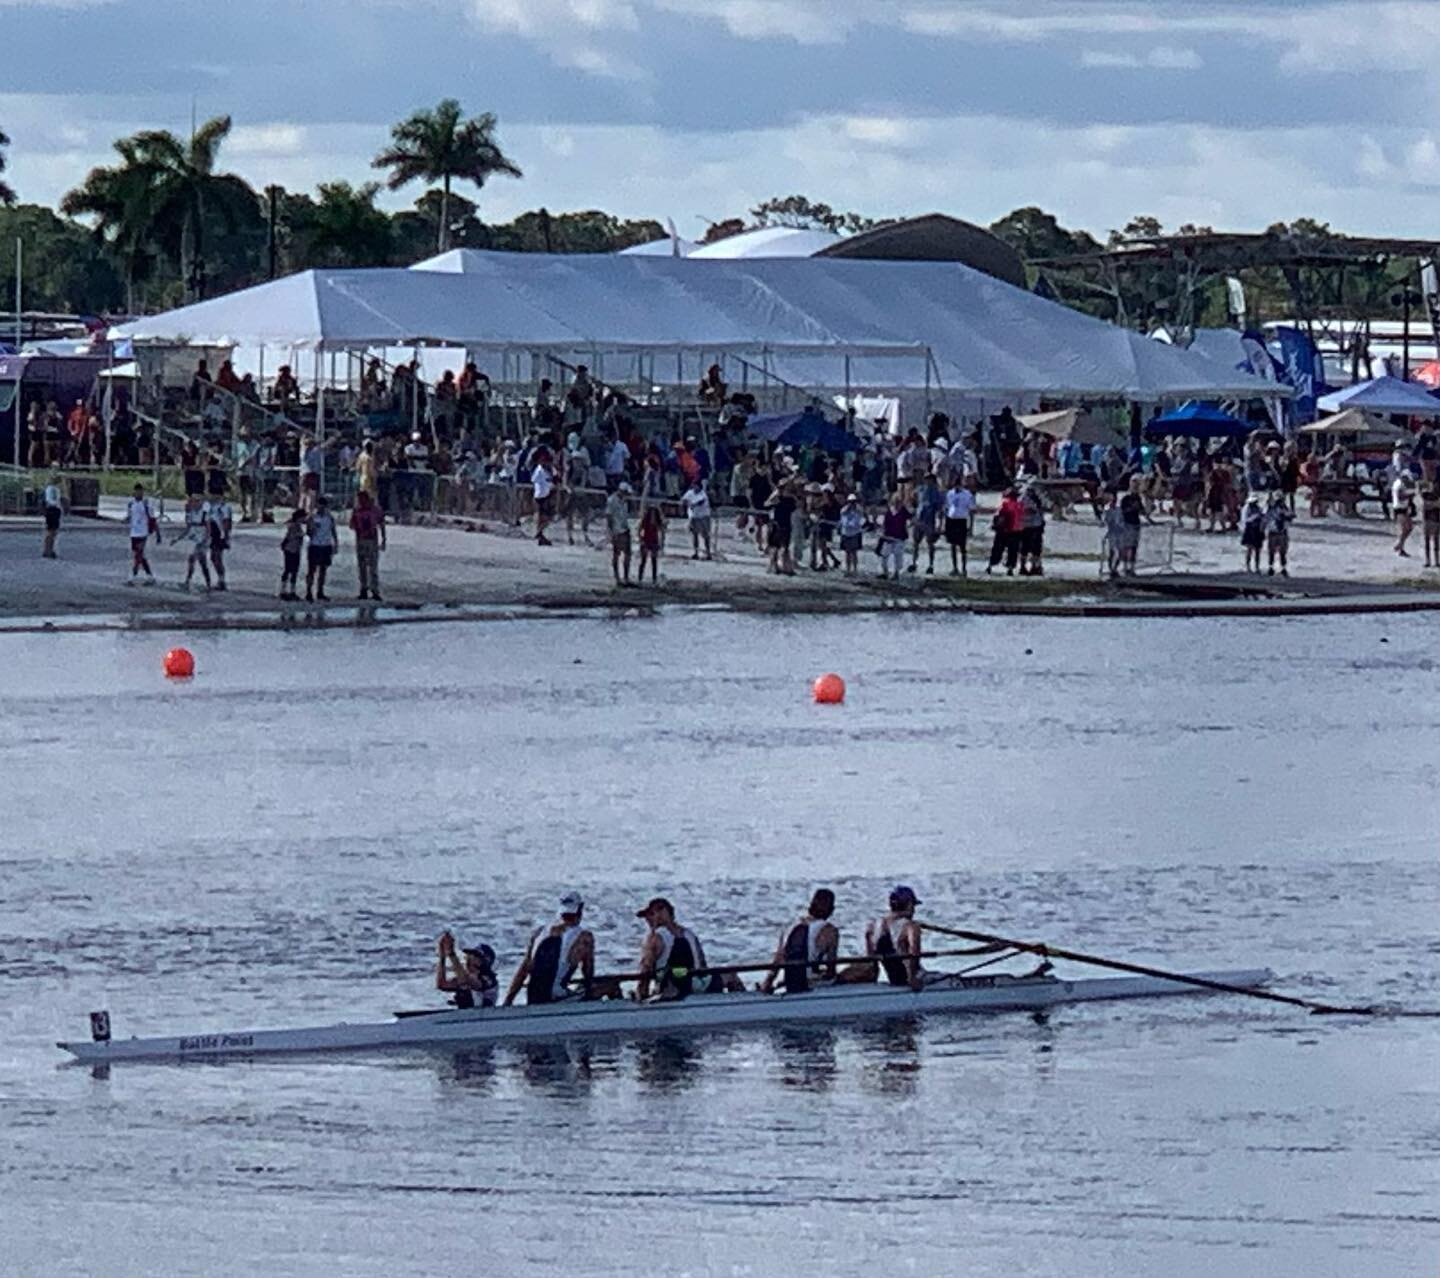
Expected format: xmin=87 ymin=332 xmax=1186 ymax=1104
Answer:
xmin=58 ymin=967 xmax=1272 ymax=1065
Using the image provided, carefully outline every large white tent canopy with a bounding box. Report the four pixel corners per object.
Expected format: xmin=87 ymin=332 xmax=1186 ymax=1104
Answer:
xmin=112 ymin=250 xmax=1284 ymax=402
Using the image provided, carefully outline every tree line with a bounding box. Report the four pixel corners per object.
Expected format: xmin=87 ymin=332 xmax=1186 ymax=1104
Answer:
xmin=0 ymin=110 xmax=1420 ymax=333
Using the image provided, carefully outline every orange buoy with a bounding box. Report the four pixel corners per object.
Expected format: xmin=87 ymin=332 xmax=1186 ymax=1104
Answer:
xmin=163 ymin=647 xmax=195 ymax=679
xmin=812 ymin=673 xmax=846 ymax=704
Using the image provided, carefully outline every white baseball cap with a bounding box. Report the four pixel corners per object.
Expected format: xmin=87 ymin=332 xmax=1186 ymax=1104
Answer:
xmin=559 ymin=892 xmax=584 ymax=913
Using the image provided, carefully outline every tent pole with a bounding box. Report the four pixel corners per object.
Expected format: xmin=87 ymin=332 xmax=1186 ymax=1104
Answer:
xmin=103 ymin=343 xmax=114 ymax=471
xmin=13 ymin=236 xmax=21 ymax=469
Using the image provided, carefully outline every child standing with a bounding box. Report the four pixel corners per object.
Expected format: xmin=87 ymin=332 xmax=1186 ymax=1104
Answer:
xmin=838 ymin=493 xmax=864 ymax=576
xmin=1240 ymin=495 xmax=1265 ymax=573
xmin=1265 ymin=494 xmax=1292 ymax=577
xmin=638 ymin=504 xmax=663 ymax=585
xmin=279 ymin=508 xmax=305 ymax=600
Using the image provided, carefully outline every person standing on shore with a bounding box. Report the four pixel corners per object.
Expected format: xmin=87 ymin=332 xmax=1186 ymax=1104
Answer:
xmin=680 ymin=475 xmax=712 ymax=560
xmin=606 ymin=481 xmax=633 ymax=585
xmin=305 ymin=496 xmax=338 ymax=602
xmin=532 ymin=455 xmax=555 ymax=547
xmin=1393 ymin=469 xmax=1417 ymax=558
xmin=986 ymin=487 xmax=1023 ymax=576
xmin=638 ymin=502 xmax=662 ymax=585
xmin=125 ymin=484 xmax=158 ymax=584
xmin=355 ymin=439 xmax=378 ymax=500
xmin=1423 ymin=482 xmax=1440 ymax=567
xmin=1265 ymin=492 xmax=1291 ymax=577
xmin=1240 ymin=494 xmax=1265 ymax=573
xmin=349 ymin=488 xmax=386 ymax=601
xmin=41 ymin=474 xmax=62 ymax=559
xmin=879 ymin=491 xmax=910 ymax=581
xmin=173 ymin=493 xmax=213 ymax=591
xmin=944 ymin=473 xmax=975 ymax=576
xmin=206 ymin=491 xmax=233 ymax=591
xmin=909 ymin=473 xmax=943 ymax=575
xmin=279 ymin=508 xmax=305 ymax=600
xmin=839 ymin=492 xmax=864 ymax=576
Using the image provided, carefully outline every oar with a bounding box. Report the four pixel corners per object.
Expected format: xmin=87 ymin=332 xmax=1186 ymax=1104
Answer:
xmin=918 ymin=920 xmax=1437 ymax=1018
xmin=590 ymin=946 xmax=1011 ymax=988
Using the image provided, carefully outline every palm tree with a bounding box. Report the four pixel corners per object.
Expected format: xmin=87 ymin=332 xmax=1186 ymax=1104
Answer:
xmin=0 ymin=128 xmax=15 ymax=205
xmin=62 ymin=115 xmax=255 ymax=303
xmin=373 ymin=100 xmax=521 ymax=253
xmin=293 ymin=182 xmax=393 ymax=268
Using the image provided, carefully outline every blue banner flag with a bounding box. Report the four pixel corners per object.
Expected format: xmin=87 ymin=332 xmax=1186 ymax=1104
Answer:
xmin=1274 ymin=326 xmax=1324 ymax=427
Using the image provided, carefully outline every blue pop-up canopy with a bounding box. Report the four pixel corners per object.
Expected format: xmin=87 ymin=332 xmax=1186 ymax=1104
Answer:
xmin=1146 ymin=401 xmax=1254 ymax=438
xmin=1317 ymin=375 xmax=1440 ymax=418
xmin=746 ymin=406 xmax=863 ymax=452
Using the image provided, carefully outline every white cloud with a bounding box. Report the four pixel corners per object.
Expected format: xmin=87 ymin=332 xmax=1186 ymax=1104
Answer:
xmin=1080 ymin=44 xmax=1200 ymax=69
xmin=654 ymin=0 xmax=855 ymax=42
xmin=228 ymin=124 xmax=308 ymax=157
xmin=466 ymin=0 xmax=638 ymax=36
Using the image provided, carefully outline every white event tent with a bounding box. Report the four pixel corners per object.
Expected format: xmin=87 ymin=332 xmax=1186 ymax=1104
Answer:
xmin=111 ymin=250 xmax=1283 ymax=407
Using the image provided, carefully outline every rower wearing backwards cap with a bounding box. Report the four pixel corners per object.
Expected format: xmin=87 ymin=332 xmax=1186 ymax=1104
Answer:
xmin=840 ymin=886 xmax=925 ymax=990
xmin=635 ymin=898 xmax=711 ymax=1001
xmin=504 ymin=892 xmax=595 ymax=1006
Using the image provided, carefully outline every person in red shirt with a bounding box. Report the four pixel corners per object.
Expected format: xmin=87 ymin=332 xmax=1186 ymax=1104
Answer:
xmin=65 ymin=401 xmax=87 ymax=466
xmin=349 ymin=489 xmax=387 ymax=601
xmin=985 ymin=487 xmax=1025 ymax=576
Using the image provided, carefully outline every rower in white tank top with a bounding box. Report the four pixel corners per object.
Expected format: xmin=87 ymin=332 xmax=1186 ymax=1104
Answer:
xmin=502 ymin=892 xmax=595 ymax=1007
xmin=758 ymin=888 xmax=840 ymax=994
xmin=635 ymin=897 xmax=709 ymax=1001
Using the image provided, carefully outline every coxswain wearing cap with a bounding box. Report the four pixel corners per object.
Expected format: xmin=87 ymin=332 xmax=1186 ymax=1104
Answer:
xmin=758 ymin=888 xmax=839 ymax=994
xmin=503 ymin=892 xmax=595 ymax=1006
xmin=634 ymin=898 xmax=706 ymax=1000
xmin=435 ymin=931 xmax=499 ymax=1008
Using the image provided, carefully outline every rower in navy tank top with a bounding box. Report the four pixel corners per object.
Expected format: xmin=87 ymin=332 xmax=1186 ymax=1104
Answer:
xmin=758 ymin=888 xmax=840 ymax=994
xmin=503 ymin=891 xmax=596 ymax=1006
xmin=866 ymin=885 xmax=924 ymax=989
xmin=635 ymin=897 xmax=712 ymax=1000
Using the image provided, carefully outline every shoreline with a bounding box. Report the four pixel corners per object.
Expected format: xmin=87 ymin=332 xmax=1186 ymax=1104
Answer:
xmin=6 ymin=506 xmax=1440 ymax=634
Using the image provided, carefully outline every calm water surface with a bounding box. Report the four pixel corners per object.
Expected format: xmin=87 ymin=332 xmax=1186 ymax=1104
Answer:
xmin=1 ymin=610 xmax=1437 ymax=1277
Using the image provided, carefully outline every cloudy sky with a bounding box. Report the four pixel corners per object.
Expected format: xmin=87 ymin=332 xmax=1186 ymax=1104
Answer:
xmin=6 ymin=0 xmax=1440 ymax=241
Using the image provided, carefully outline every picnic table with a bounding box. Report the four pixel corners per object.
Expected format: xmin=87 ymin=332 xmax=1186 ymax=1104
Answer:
xmin=1035 ymin=477 xmax=1100 ymax=521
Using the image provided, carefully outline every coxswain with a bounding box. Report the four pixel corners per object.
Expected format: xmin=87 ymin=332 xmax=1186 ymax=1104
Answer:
xmin=435 ymin=931 xmax=499 ymax=1008
xmin=758 ymin=888 xmax=839 ymax=994
xmin=503 ymin=892 xmax=595 ymax=1006
xmin=839 ymin=885 xmax=925 ymax=989
xmin=635 ymin=897 xmax=711 ymax=1000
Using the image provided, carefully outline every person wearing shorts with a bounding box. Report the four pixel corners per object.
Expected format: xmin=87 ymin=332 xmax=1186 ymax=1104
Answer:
xmin=41 ymin=475 xmax=62 ymax=559
xmin=680 ymin=477 xmax=712 ymax=560
xmin=908 ymin=475 xmax=943 ymax=574
xmin=305 ymin=497 xmax=338 ymax=602
xmin=125 ymin=484 xmax=157 ymax=583
xmin=839 ymin=493 xmax=864 ymax=576
xmin=943 ymin=476 xmax=976 ymax=576
xmin=279 ymin=508 xmax=305 ymax=600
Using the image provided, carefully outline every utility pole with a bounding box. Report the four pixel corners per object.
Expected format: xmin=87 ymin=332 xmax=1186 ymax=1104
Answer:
xmin=12 ymin=237 xmax=21 ymax=469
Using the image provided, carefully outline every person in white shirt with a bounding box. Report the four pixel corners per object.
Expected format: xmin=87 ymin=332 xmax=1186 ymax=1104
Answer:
xmin=206 ymin=495 xmax=233 ymax=591
xmin=171 ymin=493 xmax=213 ymax=591
xmin=125 ymin=483 xmax=158 ymax=584
xmin=305 ymin=496 xmax=339 ymax=601
xmin=604 ymin=436 xmax=630 ymax=491
xmin=532 ymin=460 xmax=555 ymax=546
xmin=943 ymin=475 xmax=977 ymax=577
xmin=680 ymin=477 xmax=712 ymax=559
xmin=605 ymin=481 xmax=633 ymax=585
xmin=41 ymin=474 xmax=62 ymax=559
xmin=947 ymin=436 xmax=979 ymax=484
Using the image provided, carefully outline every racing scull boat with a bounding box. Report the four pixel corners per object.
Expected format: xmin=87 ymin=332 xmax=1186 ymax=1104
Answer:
xmin=59 ymin=966 xmax=1273 ymax=1065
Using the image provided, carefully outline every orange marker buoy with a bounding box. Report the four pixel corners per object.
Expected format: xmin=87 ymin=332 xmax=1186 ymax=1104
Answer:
xmin=812 ymin=673 xmax=846 ymax=704
xmin=163 ymin=647 xmax=195 ymax=679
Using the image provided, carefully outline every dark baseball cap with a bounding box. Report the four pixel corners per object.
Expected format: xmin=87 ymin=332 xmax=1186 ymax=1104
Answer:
xmin=635 ymin=896 xmax=674 ymax=918
xmin=889 ymin=885 xmax=921 ymax=907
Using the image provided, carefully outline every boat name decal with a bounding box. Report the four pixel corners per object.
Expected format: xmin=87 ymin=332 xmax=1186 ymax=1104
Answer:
xmin=179 ymin=1034 xmax=255 ymax=1052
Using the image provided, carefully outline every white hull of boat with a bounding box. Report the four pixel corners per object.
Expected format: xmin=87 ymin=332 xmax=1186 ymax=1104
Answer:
xmin=59 ymin=968 xmax=1273 ymax=1065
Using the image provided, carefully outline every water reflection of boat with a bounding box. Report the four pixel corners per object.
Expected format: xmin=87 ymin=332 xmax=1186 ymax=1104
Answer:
xmin=59 ymin=968 xmax=1272 ymax=1066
